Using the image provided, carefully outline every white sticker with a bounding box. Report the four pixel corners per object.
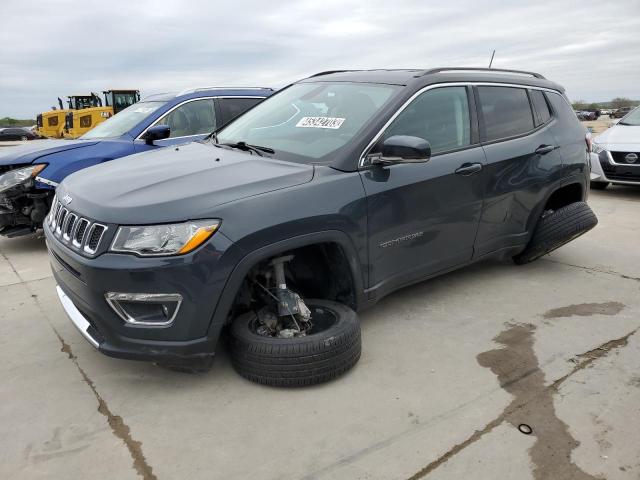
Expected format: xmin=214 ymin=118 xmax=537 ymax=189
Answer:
xmin=295 ymin=116 xmax=345 ymax=129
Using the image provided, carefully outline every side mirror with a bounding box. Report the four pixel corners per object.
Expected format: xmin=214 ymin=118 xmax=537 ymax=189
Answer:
xmin=368 ymin=135 xmax=431 ymax=165
xmin=142 ymin=125 xmax=170 ymax=145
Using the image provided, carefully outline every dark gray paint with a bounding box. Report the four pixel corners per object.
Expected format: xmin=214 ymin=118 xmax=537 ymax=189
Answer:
xmin=46 ymin=70 xmax=590 ymax=362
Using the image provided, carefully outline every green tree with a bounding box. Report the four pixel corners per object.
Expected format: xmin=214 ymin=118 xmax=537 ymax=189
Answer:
xmin=611 ymin=97 xmax=633 ymax=109
xmin=572 ymin=100 xmax=587 ymax=110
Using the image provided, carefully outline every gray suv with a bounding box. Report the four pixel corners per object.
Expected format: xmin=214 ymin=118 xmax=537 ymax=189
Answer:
xmin=45 ymin=68 xmax=597 ymax=386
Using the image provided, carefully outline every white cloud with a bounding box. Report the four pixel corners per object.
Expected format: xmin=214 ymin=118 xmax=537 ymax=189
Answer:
xmin=1 ymin=0 xmax=639 ymax=117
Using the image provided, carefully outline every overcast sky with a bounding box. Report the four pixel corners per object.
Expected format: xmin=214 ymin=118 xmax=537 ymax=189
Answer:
xmin=1 ymin=0 xmax=639 ymax=118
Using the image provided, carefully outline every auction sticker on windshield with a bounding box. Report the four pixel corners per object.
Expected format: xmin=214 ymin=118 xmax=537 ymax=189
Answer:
xmin=296 ymin=117 xmax=345 ymax=129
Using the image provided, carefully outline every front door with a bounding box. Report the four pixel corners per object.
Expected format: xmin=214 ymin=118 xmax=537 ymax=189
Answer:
xmin=360 ymin=86 xmax=486 ymax=296
xmin=134 ymin=98 xmax=217 ymax=152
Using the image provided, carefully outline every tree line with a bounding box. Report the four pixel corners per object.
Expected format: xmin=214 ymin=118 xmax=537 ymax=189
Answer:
xmin=572 ymin=97 xmax=639 ymax=111
xmin=0 ymin=117 xmax=36 ymax=128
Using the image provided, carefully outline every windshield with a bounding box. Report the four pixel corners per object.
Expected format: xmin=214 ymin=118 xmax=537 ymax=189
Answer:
xmin=80 ymin=101 xmax=164 ymax=139
xmin=216 ymin=82 xmax=399 ymax=163
xmin=619 ymin=106 xmax=640 ymax=126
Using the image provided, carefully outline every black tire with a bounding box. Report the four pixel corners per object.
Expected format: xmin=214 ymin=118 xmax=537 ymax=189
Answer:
xmin=514 ymin=201 xmax=598 ymax=265
xmin=590 ymin=182 xmax=609 ymax=190
xmin=229 ymin=299 xmax=361 ymax=387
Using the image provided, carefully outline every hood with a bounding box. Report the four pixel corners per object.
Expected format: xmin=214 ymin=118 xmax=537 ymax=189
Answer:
xmin=0 ymin=139 xmax=99 ymax=167
xmin=595 ymin=125 xmax=640 ymax=150
xmin=59 ymin=141 xmax=314 ymax=224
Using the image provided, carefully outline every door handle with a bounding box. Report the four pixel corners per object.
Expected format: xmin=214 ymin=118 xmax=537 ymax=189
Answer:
xmin=455 ymin=163 xmax=483 ymax=175
xmin=535 ymin=145 xmax=556 ymax=155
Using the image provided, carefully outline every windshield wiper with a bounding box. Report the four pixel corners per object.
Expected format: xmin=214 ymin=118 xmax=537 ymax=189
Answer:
xmin=218 ymin=141 xmax=275 ymax=156
xmin=617 ymin=121 xmax=631 ymax=126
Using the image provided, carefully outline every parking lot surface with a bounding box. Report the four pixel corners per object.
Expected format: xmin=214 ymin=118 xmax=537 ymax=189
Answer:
xmin=1 ymin=187 xmax=639 ymax=480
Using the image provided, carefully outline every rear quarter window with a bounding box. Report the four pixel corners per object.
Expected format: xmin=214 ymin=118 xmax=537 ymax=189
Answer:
xmin=530 ymin=90 xmax=552 ymax=125
xmin=478 ymin=86 xmax=535 ymax=141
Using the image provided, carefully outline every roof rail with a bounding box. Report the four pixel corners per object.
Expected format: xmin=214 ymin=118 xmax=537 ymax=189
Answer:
xmin=176 ymin=86 xmax=274 ymax=96
xmin=417 ymin=67 xmax=545 ymax=79
xmin=308 ymin=70 xmax=358 ymax=78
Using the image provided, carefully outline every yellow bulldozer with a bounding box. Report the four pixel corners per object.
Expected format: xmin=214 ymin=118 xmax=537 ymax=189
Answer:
xmin=36 ymin=94 xmax=102 ymax=138
xmin=62 ymin=90 xmax=140 ymax=138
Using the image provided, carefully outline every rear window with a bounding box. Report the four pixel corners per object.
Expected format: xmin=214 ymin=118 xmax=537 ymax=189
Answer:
xmin=219 ymin=97 xmax=263 ymax=126
xmin=530 ymin=90 xmax=552 ymax=125
xmin=478 ymin=86 xmax=535 ymax=141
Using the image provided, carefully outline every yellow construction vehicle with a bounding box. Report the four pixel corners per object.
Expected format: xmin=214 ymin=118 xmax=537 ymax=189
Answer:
xmin=36 ymin=95 xmax=101 ymax=138
xmin=63 ymin=90 xmax=140 ymax=138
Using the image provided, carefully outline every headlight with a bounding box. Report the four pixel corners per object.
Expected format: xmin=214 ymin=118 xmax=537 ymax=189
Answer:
xmin=0 ymin=164 xmax=46 ymax=193
xmin=592 ymin=143 xmax=605 ymax=154
xmin=110 ymin=220 xmax=220 ymax=256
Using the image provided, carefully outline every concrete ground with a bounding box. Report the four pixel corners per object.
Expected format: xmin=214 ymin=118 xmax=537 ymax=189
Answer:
xmin=1 ymin=187 xmax=639 ymax=480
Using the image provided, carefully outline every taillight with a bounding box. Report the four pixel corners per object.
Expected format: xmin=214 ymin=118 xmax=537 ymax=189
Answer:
xmin=585 ymin=132 xmax=592 ymax=153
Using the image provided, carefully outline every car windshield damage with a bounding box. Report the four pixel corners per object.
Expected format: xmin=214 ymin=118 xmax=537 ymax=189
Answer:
xmin=216 ymin=82 xmax=399 ymax=163
xmin=618 ymin=107 xmax=640 ymax=126
xmin=80 ymin=101 xmax=164 ymax=139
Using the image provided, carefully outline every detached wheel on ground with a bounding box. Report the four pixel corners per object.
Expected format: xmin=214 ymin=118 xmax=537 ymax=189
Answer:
xmin=514 ymin=201 xmax=598 ymax=265
xmin=229 ymin=299 xmax=361 ymax=387
xmin=590 ymin=182 xmax=609 ymax=190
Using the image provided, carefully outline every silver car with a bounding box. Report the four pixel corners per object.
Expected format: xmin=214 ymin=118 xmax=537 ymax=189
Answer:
xmin=590 ymin=106 xmax=640 ymax=189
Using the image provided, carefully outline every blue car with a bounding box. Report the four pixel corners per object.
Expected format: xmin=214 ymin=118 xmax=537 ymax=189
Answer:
xmin=0 ymin=87 xmax=272 ymax=237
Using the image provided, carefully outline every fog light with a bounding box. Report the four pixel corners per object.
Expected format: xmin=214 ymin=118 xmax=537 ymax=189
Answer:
xmin=105 ymin=292 xmax=182 ymax=326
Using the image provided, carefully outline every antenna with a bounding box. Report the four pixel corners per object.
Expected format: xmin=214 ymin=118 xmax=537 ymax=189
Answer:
xmin=488 ymin=50 xmax=496 ymax=68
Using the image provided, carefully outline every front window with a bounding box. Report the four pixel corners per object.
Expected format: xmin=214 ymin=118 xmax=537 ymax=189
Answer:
xmin=619 ymin=107 xmax=640 ymax=126
xmin=216 ymin=82 xmax=399 ymax=163
xmin=378 ymin=86 xmax=471 ymax=155
xmin=80 ymin=101 xmax=164 ymax=139
xmin=156 ymin=99 xmax=216 ymax=138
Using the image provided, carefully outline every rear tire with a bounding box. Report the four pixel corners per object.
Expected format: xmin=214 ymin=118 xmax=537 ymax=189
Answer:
xmin=590 ymin=182 xmax=609 ymax=190
xmin=229 ymin=299 xmax=361 ymax=387
xmin=514 ymin=201 xmax=597 ymax=265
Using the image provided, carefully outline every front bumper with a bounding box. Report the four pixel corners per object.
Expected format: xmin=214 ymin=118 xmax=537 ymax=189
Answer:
xmin=46 ymin=221 xmax=243 ymax=361
xmin=590 ymin=151 xmax=640 ymax=185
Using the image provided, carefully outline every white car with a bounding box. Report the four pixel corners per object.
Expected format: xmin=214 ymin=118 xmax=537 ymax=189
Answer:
xmin=590 ymin=106 xmax=640 ymax=189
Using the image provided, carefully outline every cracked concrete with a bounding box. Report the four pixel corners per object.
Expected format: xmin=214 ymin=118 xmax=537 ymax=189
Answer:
xmin=1 ymin=187 xmax=639 ymax=479
xmin=1 ymin=249 xmax=155 ymax=480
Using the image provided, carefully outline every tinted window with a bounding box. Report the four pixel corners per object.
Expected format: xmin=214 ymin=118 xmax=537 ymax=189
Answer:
xmin=219 ymin=97 xmax=263 ymax=125
xmin=382 ymin=86 xmax=471 ymax=154
xmin=478 ymin=87 xmax=534 ymax=141
xmin=158 ymin=99 xmax=216 ymax=138
xmin=530 ymin=90 xmax=551 ymax=125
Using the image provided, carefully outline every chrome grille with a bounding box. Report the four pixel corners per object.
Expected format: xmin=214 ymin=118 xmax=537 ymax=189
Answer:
xmin=85 ymin=224 xmax=106 ymax=254
xmin=47 ymin=195 xmax=108 ymax=255
xmin=73 ymin=219 xmax=89 ymax=247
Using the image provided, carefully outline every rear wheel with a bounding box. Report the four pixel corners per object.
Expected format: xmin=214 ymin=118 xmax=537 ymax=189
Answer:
xmin=590 ymin=182 xmax=609 ymax=190
xmin=514 ymin=201 xmax=597 ymax=265
xmin=229 ymin=299 xmax=361 ymax=387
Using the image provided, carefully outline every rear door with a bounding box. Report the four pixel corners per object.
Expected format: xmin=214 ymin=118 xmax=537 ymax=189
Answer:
xmin=215 ymin=97 xmax=265 ymax=128
xmin=474 ymin=85 xmax=564 ymax=257
xmin=360 ymin=85 xmax=486 ymax=295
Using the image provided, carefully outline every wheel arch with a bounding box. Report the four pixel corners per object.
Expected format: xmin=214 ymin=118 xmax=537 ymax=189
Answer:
xmin=207 ymin=230 xmax=367 ymax=335
xmin=524 ymin=179 xmax=585 ymax=235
